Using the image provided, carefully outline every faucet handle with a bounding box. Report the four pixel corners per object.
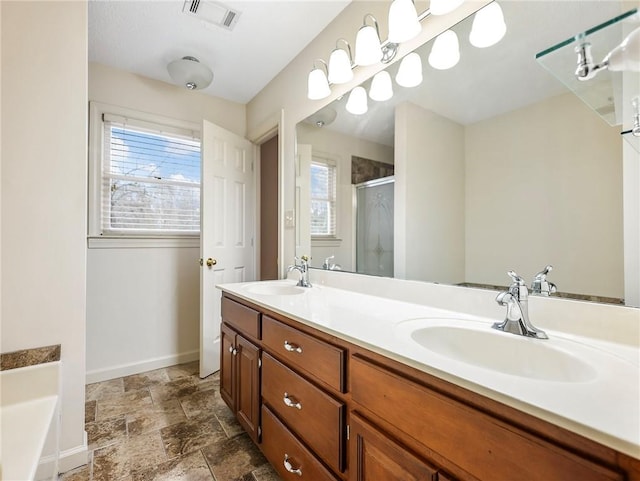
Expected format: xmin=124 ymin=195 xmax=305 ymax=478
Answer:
xmin=507 ymin=270 xmax=525 ymax=286
xmin=533 ymin=265 xmax=553 ymax=280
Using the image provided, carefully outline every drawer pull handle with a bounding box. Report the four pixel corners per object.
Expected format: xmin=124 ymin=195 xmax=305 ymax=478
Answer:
xmin=283 ymin=392 xmax=302 ymax=410
xmin=284 ymin=341 xmax=303 ymax=353
xmin=284 ymin=454 xmax=302 ymax=476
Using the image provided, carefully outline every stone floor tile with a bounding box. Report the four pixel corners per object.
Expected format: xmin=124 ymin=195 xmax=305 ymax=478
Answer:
xmin=210 ymin=391 xmax=243 ymax=438
xmin=126 ymin=399 xmax=187 ymax=436
xmin=251 ymin=463 xmax=283 ymax=481
xmin=149 ymin=376 xmax=216 ymax=404
xmin=160 ymin=412 xmax=226 ymax=458
xmin=201 ymin=433 xmax=268 ymax=481
xmin=164 ymin=361 xmax=200 ymax=381
xmin=96 ymin=388 xmax=153 ymax=421
xmin=58 ymin=463 xmax=91 ymax=481
xmin=179 ymin=389 xmax=217 ymax=419
xmin=93 ymin=442 xmax=130 ymax=481
xmin=132 ymin=451 xmax=214 ymax=481
xmin=126 ymin=431 xmax=168 ymax=474
xmin=85 ymin=400 xmax=97 ymax=423
xmin=86 ymin=416 xmax=127 ymax=450
xmin=124 ymin=369 xmax=171 ymax=392
xmin=86 ymin=378 xmax=124 ymax=401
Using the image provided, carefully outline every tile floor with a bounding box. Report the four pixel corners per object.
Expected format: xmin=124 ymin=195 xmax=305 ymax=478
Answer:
xmin=60 ymin=361 xmax=282 ymax=481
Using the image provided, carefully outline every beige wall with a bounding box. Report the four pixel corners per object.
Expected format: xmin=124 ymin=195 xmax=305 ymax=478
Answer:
xmin=1 ymin=0 xmax=88 ymax=471
xmin=297 ymin=123 xmax=393 ymax=271
xmin=465 ymin=92 xmax=623 ymax=298
xmin=395 ymin=102 xmax=466 ymax=283
xmin=86 ymin=63 xmax=246 ymax=381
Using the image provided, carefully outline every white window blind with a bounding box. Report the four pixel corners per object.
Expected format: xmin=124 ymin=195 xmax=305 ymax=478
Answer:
xmin=102 ymin=115 xmax=201 ymax=234
xmin=310 ymin=160 xmax=337 ymax=237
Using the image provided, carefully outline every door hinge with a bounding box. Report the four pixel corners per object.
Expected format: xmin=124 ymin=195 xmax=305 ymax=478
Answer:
xmin=258 ymin=357 xmax=262 ymax=368
xmin=258 ymin=426 xmax=262 ymax=436
xmin=346 ymin=424 xmax=350 ymax=440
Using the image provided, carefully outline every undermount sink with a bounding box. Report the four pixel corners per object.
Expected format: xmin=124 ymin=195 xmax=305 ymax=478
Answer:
xmin=398 ymin=319 xmax=598 ymax=383
xmin=244 ymin=282 xmax=306 ymax=296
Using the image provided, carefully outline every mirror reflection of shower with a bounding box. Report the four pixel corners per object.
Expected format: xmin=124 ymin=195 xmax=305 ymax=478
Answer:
xmin=356 ymin=176 xmax=394 ymax=277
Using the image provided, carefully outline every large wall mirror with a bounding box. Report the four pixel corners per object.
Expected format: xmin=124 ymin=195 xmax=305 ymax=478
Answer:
xmin=296 ymin=1 xmax=640 ymax=307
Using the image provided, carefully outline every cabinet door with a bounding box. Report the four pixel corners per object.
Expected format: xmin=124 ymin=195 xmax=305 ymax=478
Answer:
xmin=236 ymin=335 xmax=261 ymax=442
xmin=350 ymin=413 xmax=438 ymax=481
xmin=220 ymin=323 xmax=236 ymax=410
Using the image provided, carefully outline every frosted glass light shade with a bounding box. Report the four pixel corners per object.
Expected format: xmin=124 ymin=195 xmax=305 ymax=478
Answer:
xmin=346 ymin=87 xmax=368 ymax=115
xmin=355 ymin=25 xmax=383 ymax=66
xmin=307 ymin=67 xmax=331 ymax=100
xmin=388 ymin=0 xmax=422 ymax=44
xmin=328 ymin=47 xmax=353 ymax=84
xmin=167 ymin=56 xmax=213 ymax=90
xmin=369 ymin=71 xmax=393 ymax=101
xmin=605 ymin=26 xmax=640 ymax=72
xmin=428 ymin=30 xmax=460 ymax=70
xmin=469 ymin=2 xmax=506 ymax=48
xmin=395 ymin=52 xmax=423 ymax=87
xmin=430 ymin=0 xmax=464 ymax=16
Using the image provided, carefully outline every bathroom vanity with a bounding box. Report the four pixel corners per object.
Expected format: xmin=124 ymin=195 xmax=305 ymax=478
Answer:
xmin=218 ymin=279 xmax=640 ymax=481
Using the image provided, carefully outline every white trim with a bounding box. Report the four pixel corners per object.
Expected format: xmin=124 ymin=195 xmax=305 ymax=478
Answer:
xmin=87 ymin=236 xmax=200 ymax=249
xmin=37 ymin=441 xmax=88 ymax=480
xmin=85 ymin=350 xmax=200 ymax=384
xmin=312 ymin=238 xmax=343 ymax=247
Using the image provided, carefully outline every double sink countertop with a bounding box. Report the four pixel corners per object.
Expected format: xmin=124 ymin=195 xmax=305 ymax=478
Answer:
xmin=218 ymin=279 xmax=640 ymax=460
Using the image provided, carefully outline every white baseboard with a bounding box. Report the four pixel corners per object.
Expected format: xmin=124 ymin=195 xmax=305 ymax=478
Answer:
xmin=85 ymin=350 xmax=200 ymax=384
xmin=36 ymin=435 xmax=89 ymax=480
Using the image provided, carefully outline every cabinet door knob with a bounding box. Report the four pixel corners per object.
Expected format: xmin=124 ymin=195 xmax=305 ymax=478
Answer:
xmin=284 ymin=341 xmax=303 ymax=354
xmin=283 ymin=454 xmax=302 ymax=476
xmin=228 ymin=346 xmax=234 ymax=353
xmin=283 ymin=392 xmax=302 ymax=410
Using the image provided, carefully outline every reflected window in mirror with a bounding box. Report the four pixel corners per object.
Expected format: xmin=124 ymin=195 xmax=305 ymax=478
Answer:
xmin=310 ymin=159 xmax=337 ymax=238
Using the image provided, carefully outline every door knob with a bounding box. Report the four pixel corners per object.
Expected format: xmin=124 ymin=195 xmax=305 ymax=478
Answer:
xmin=199 ymin=258 xmax=203 ymax=266
xmin=206 ymin=258 xmax=217 ymax=267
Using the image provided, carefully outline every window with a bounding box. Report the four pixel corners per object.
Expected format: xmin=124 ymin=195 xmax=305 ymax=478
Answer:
xmin=310 ymin=160 xmax=337 ymax=237
xmin=89 ymin=103 xmax=202 ymax=243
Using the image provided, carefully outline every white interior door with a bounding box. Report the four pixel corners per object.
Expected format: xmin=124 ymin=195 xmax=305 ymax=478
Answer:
xmin=296 ymin=143 xmax=312 ymax=258
xmin=200 ymin=120 xmax=255 ymax=378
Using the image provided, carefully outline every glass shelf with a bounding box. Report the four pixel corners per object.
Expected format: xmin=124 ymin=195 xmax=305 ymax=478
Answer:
xmin=536 ymin=8 xmax=639 ymax=152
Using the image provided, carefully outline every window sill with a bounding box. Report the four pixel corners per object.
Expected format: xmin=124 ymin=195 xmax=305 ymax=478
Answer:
xmin=88 ymin=236 xmax=200 ymax=249
xmin=311 ymin=238 xmax=343 ymax=247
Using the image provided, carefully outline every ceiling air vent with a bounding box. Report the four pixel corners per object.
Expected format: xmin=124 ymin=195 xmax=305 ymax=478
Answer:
xmin=182 ymin=0 xmax=241 ymax=31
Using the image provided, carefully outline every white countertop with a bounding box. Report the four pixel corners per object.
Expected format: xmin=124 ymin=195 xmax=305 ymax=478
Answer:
xmin=219 ymin=279 xmax=640 ymax=460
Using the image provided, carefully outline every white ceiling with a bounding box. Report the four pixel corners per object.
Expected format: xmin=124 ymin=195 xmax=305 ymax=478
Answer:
xmin=88 ymin=0 xmax=350 ymax=104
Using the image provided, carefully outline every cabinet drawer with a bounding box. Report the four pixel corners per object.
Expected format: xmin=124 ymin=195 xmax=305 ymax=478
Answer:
xmin=351 ymin=356 xmax=623 ymax=481
xmin=262 ymin=315 xmax=345 ymax=392
xmin=262 ymin=353 xmax=345 ymax=473
xmin=261 ymin=405 xmax=339 ymax=481
xmin=221 ymin=296 xmax=260 ymax=339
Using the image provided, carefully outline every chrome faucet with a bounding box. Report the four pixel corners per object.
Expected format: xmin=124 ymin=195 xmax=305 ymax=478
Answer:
xmin=493 ymin=270 xmax=548 ymax=339
xmin=287 ymin=255 xmax=312 ymax=287
xmin=530 ymin=265 xmax=557 ymax=296
xmin=322 ymin=255 xmax=335 ymax=270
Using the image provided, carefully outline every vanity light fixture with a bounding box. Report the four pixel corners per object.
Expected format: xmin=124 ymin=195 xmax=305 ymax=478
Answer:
xmin=388 ymin=0 xmax=422 ymax=44
xmin=396 ymin=52 xmax=423 ymax=87
xmin=328 ymin=39 xmax=354 ymax=84
xmin=369 ymin=71 xmax=394 ymax=101
xmin=346 ymin=86 xmax=368 ymax=114
xmin=430 ymin=0 xmax=465 ymax=16
xmin=355 ymin=14 xmax=384 ymax=66
xmin=307 ymin=59 xmax=331 ymax=100
xmin=428 ymin=30 xmax=460 ymax=70
xmin=167 ymin=56 xmax=213 ymax=90
xmin=575 ymin=26 xmax=640 ymax=81
xmin=469 ymin=2 xmax=507 ymax=48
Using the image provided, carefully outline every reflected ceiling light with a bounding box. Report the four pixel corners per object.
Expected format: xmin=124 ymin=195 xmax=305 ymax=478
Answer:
xmin=369 ymin=71 xmax=394 ymax=101
xmin=395 ymin=52 xmax=423 ymax=87
xmin=575 ymin=26 xmax=640 ymax=81
xmin=428 ymin=30 xmax=460 ymax=70
xmin=328 ymin=39 xmax=354 ymax=84
xmin=469 ymin=2 xmax=506 ymax=48
xmin=167 ymin=56 xmax=213 ymax=90
xmin=430 ymin=0 xmax=465 ymax=16
xmin=307 ymin=59 xmax=331 ymax=100
xmin=346 ymin=86 xmax=368 ymax=115
xmin=305 ymin=107 xmax=338 ymax=127
xmin=388 ymin=0 xmax=422 ymax=44
xmin=355 ymin=14 xmax=384 ymax=66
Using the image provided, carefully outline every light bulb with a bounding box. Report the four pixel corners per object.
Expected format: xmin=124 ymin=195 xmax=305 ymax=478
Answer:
xmin=369 ymin=71 xmax=393 ymax=101
xmin=395 ymin=52 xmax=423 ymax=87
xmin=307 ymin=67 xmax=331 ymax=100
xmin=388 ymin=0 xmax=422 ymax=44
xmin=346 ymin=87 xmax=368 ymax=115
xmin=428 ymin=30 xmax=460 ymax=70
xmin=430 ymin=0 xmax=465 ymax=16
xmin=355 ymin=21 xmax=383 ymax=66
xmin=328 ymin=45 xmax=353 ymax=84
xmin=469 ymin=2 xmax=506 ymax=48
